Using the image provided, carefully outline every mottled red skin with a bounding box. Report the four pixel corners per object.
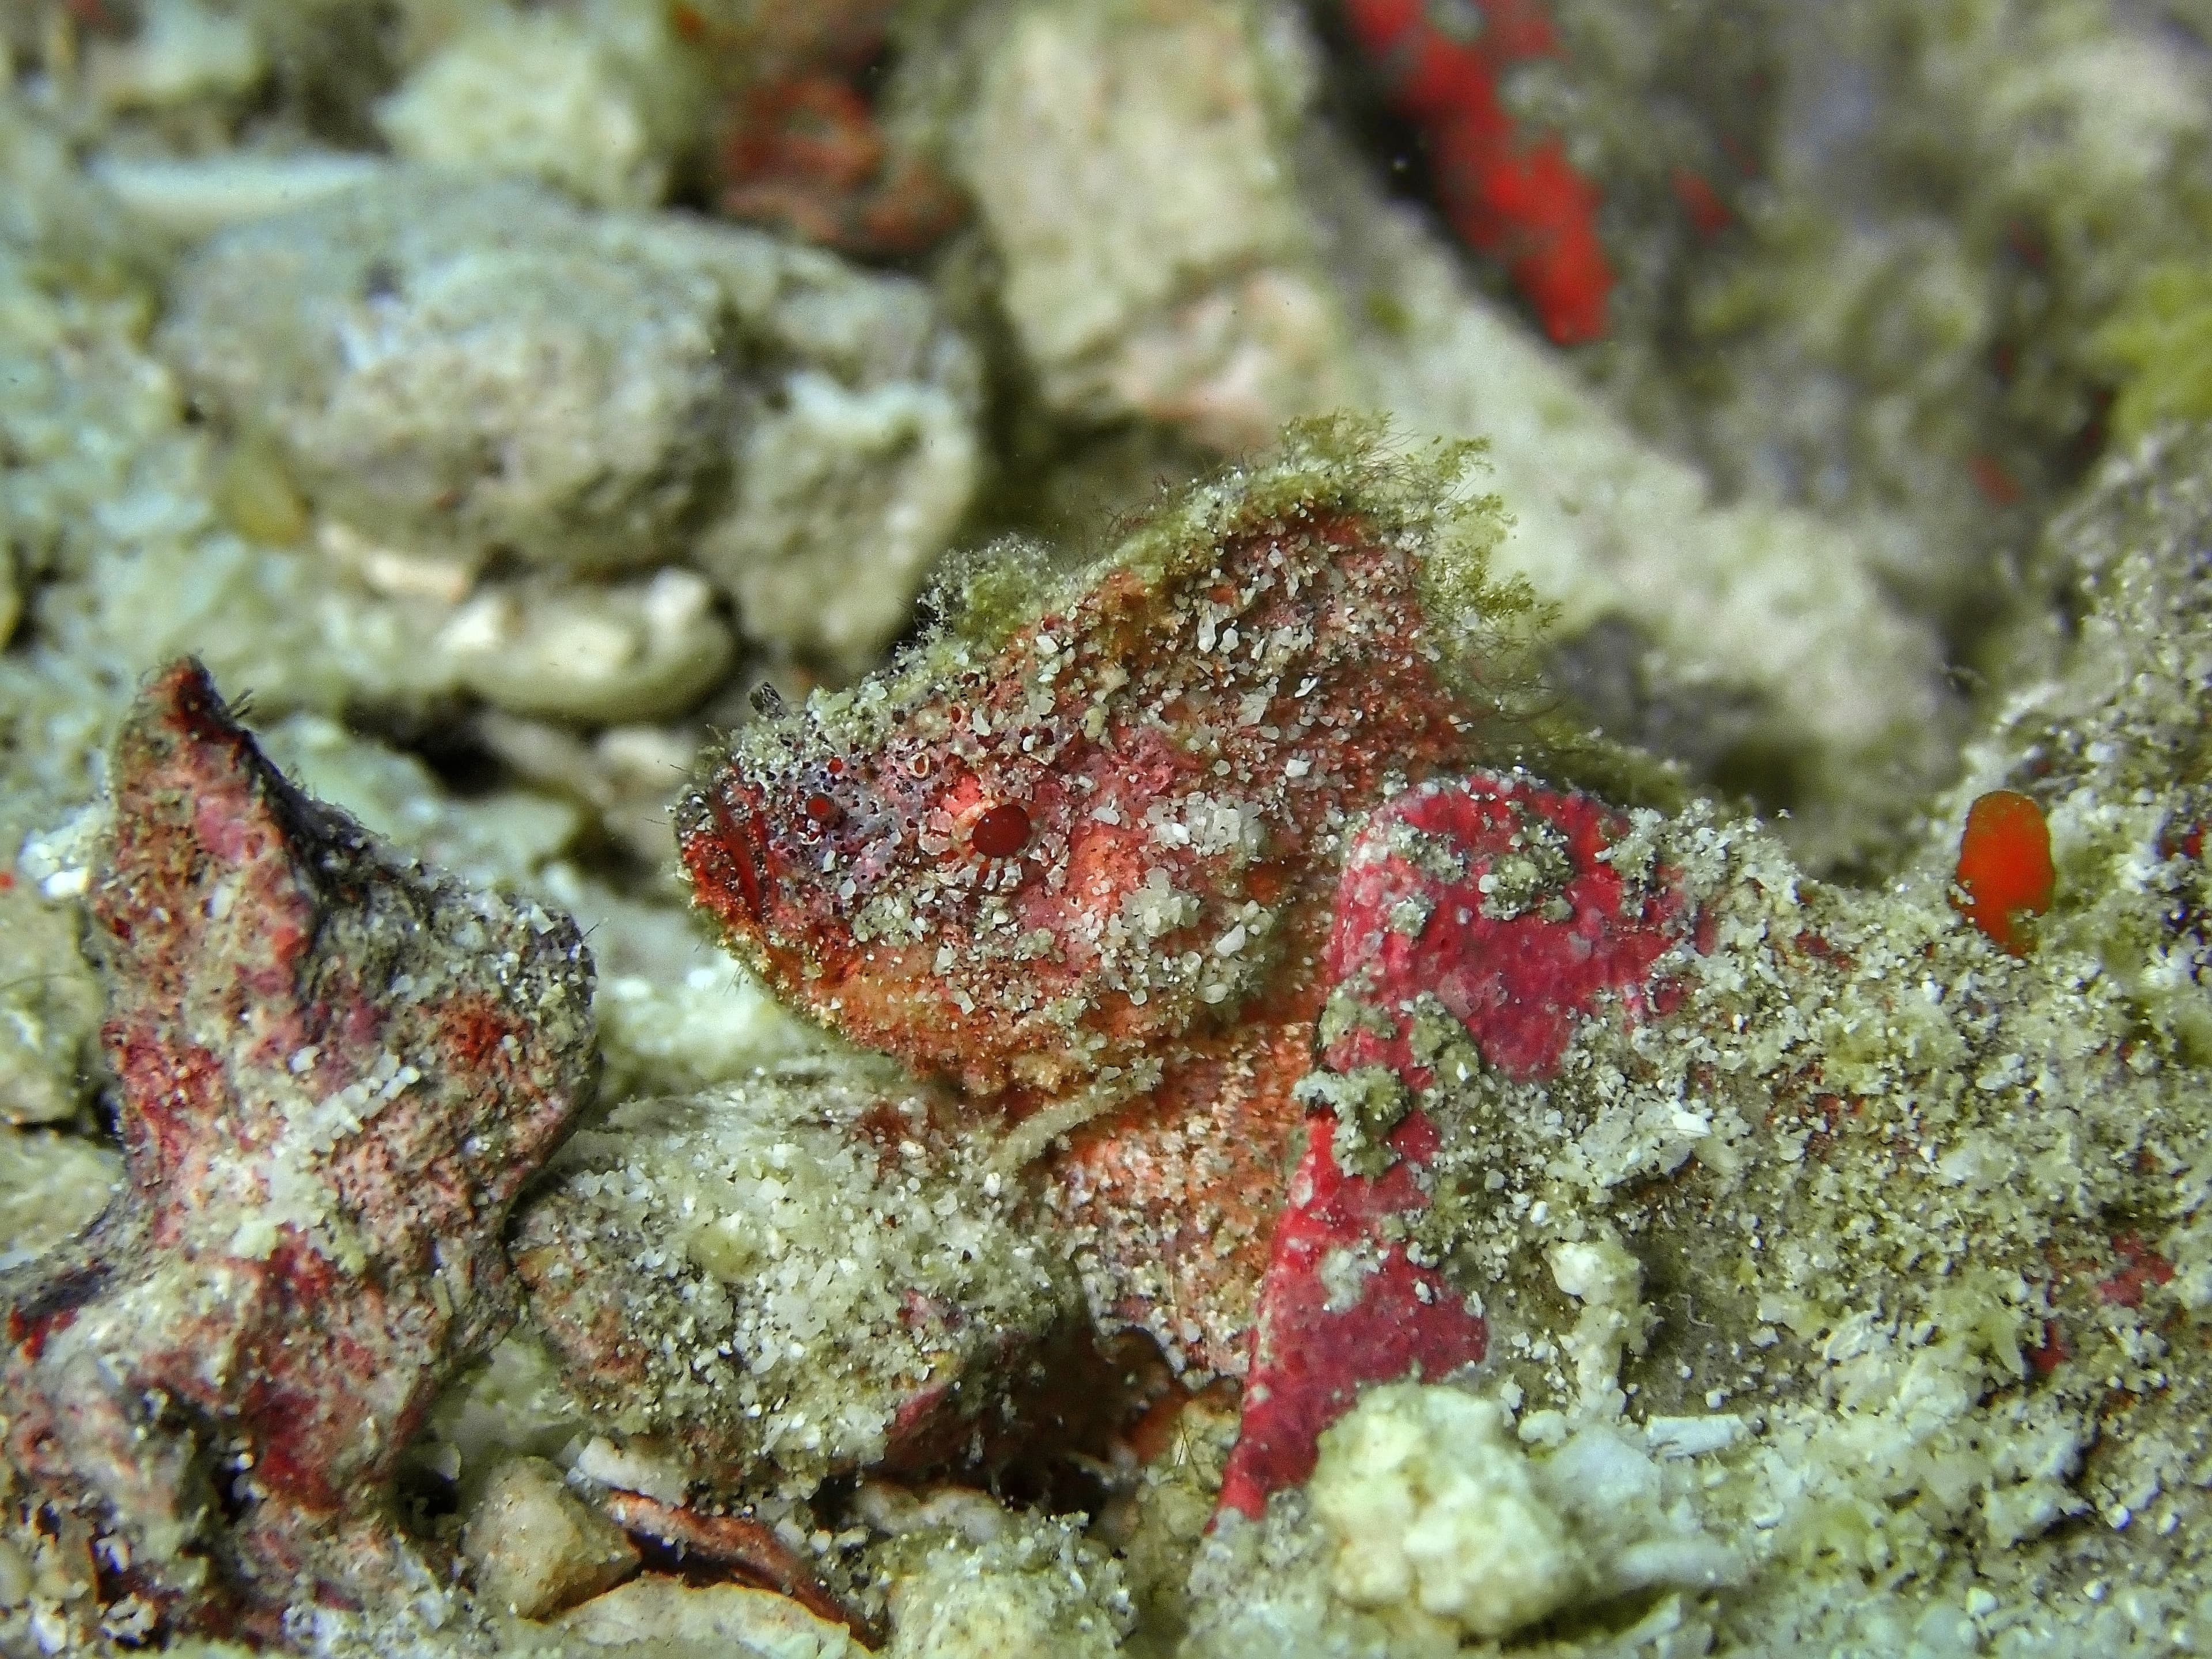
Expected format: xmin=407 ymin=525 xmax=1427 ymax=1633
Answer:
xmin=685 ymin=512 xmax=1475 ymax=1099
xmin=1323 ymin=772 xmax=1690 ymax=1082
xmin=514 ymin=1077 xmax=1138 ymax=1513
xmin=1217 ymin=1108 xmax=1487 ymax=1516
xmin=1342 ymin=0 xmax=1614 ymax=344
xmin=518 ymin=1211 xmax=1129 ymax=1505
xmin=0 ymin=660 xmax=594 ymax=1640
xmin=1048 ymin=1014 xmax=1319 ymax=1372
xmin=1219 ymin=772 xmax=1694 ymax=1516
xmin=682 ymin=505 xmax=1489 ymax=1368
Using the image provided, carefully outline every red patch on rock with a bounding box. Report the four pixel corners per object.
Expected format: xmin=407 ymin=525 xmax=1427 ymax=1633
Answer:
xmin=1342 ymin=0 xmax=1614 ymax=343
xmin=2097 ymin=1233 xmax=2176 ymax=1310
xmin=1671 ymin=168 xmax=1733 ymax=237
xmin=2025 ymin=1319 xmax=2069 ymax=1376
xmin=696 ymin=0 xmax=965 ymax=259
xmin=1953 ymin=788 xmax=2054 ymax=956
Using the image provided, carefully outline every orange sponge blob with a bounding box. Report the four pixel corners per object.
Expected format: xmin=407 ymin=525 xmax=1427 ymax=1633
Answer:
xmin=1954 ymin=789 xmax=2055 ymax=955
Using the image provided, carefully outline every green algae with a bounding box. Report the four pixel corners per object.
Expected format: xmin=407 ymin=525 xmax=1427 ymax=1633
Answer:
xmin=2094 ymin=265 xmax=2212 ymax=446
xmin=863 ymin=416 xmax=1544 ymax=746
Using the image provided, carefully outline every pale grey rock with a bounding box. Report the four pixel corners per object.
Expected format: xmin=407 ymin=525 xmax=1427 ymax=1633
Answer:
xmin=953 ymin=0 xmax=1343 ymax=453
xmin=695 ymin=370 xmax=979 ymax=671
xmin=460 ymin=1456 xmax=638 ymax=1621
xmin=434 ymin=567 xmax=736 ymax=725
xmin=374 ymin=3 xmax=703 ymax=211
xmin=158 ymin=174 xmax=741 ymax=575
xmin=90 ymin=151 xmax=390 ymax=241
xmin=0 ymin=882 xmax=100 ymax=1129
xmin=158 ymin=173 xmax=983 ymax=667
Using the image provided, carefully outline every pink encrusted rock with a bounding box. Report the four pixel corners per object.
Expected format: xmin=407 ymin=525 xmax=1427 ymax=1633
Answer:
xmin=0 ymin=660 xmax=595 ymax=1643
xmin=1218 ymin=771 xmax=1693 ymax=1516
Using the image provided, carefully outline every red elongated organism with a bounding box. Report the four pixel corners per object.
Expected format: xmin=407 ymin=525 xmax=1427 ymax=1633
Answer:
xmin=1953 ymin=787 xmax=2054 ymax=955
xmin=1341 ymin=0 xmax=1614 ymax=344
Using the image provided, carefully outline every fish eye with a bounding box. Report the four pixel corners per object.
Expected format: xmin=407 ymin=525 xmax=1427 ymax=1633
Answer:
xmin=971 ymin=802 xmax=1032 ymax=858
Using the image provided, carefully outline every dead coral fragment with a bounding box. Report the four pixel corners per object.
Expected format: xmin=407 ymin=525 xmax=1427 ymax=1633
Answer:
xmin=599 ymin=1490 xmax=877 ymax=1647
xmin=461 ymin=1457 xmax=639 ymax=1620
xmin=0 ymin=659 xmax=594 ymax=1643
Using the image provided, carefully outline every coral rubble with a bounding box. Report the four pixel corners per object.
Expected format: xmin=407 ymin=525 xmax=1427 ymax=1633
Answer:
xmin=459 ymin=1456 xmax=639 ymax=1623
xmin=1 ymin=660 xmax=594 ymax=1646
xmin=947 ymin=0 xmax=1343 ymax=452
xmin=513 ymin=1071 xmax=1083 ymax=1498
xmin=157 ymin=170 xmax=982 ymax=683
xmin=374 ymin=6 xmax=702 ymax=213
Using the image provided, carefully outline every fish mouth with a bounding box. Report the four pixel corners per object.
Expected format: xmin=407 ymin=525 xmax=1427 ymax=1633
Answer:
xmin=678 ymin=781 xmax=776 ymax=938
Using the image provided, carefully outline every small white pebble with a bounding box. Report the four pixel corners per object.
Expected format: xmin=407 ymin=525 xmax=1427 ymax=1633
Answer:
xmin=40 ymin=866 xmax=89 ymax=900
